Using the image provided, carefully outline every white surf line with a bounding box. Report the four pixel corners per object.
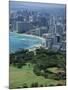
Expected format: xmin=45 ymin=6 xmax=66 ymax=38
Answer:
xmin=10 ymin=32 xmax=45 ymax=42
xmin=10 ymin=31 xmax=46 ymax=46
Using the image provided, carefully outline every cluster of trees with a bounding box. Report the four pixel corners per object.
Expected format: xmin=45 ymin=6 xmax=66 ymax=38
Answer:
xmin=10 ymin=47 xmax=66 ymax=81
xmin=15 ymin=82 xmax=65 ymax=89
xmin=15 ymin=82 xmax=64 ymax=89
xmin=33 ymin=48 xmax=66 ymax=80
xmin=10 ymin=49 xmax=34 ymax=68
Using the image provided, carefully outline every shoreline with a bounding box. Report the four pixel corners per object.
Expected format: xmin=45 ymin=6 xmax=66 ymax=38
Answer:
xmin=28 ymin=44 xmax=45 ymax=51
xmin=10 ymin=31 xmax=45 ymax=42
xmin=9 ymin=31 xmax=46 ymax=53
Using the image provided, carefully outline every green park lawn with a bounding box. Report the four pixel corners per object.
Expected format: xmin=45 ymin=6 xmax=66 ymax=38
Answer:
xmin=9 ymin=63 xmax=65 ymax=89
xmin=47 ymin=67 xmax=64 ymax=74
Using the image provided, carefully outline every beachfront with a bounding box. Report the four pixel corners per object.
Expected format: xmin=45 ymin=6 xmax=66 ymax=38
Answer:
xmin=9 ymin=32 xmax=46 ymax=53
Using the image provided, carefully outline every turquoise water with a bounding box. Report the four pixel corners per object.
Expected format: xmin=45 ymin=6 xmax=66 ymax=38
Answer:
xmin=9 ymin=32 xmax=44 ymax=53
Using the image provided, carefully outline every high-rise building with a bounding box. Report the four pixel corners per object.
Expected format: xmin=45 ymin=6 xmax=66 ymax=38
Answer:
xmin=16 ymin=21 xmax=33 ymax=33
xmin=49 ymin=16 xmax=56 ymax=35
xmin=56 ymin=22 xmax=64 ymax=35
xmin=29 ymin=16 xmax=33 ymax=22
xmin=27 ymin=27 xmax=48 ymax=36
xmin=11 ymin=20 xmax=17 ymax=32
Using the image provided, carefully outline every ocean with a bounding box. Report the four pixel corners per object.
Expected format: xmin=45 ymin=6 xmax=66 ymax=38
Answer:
xmin=9 ymin=32 xmax=44 ymax=53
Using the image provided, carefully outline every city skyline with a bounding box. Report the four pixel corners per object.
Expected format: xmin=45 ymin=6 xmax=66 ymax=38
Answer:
xmin=9 ymin=1 xmax=66 ymax=51
xmin=9 ymin=1 xmax=66 ymax=89
xmin=9 ymin=1 xmax=66 ymax=16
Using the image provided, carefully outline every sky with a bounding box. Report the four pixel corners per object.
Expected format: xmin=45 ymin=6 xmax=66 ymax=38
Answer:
xmin=9 ymin=1 xmax=66 ymax=10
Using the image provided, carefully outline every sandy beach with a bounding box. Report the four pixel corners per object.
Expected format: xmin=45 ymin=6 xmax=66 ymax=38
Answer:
xmin=10 ymin=32 xmax=46 ymax=52
xmin=10 ymin=32 xmax=45 ymax=42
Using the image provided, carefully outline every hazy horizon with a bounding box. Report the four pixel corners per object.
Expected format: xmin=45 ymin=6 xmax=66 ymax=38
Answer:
xmin=9 ymin=1 xmax=66 ymax=11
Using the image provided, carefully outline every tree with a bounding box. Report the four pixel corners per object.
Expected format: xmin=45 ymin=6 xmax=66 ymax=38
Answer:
xmin=23 ymin=83 xmax=28 ymax=88
xmin=31 ymin=82 xmax=38 ymax=87
xmin=40 ymin=84 xmax=43 ymax=87
xmin=33 ymin=65 xmax=41 ymax=76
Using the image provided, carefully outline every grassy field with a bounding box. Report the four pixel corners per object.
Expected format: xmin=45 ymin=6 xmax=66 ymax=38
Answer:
xmin=47 ymin=67 xmax=64 ymax=74
xmin=9 ymin=63 xmax=65 ymax=89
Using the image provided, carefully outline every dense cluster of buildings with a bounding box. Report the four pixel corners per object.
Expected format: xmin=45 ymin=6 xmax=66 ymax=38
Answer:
xmin=9 ymin=9 xmax=66 ymax=52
